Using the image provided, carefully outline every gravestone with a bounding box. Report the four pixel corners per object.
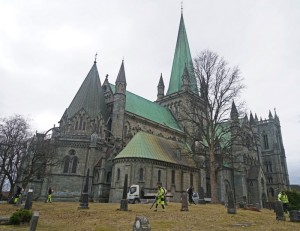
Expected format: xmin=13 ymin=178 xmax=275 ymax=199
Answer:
xmin=132 ymin=216 xmax=151 ymax=231
xmin=29 ymin=211 xmax=39 ymax=231
xmin=274 ymin=201 xmax=285 ymax=221
xmin=180 ymin=192 xmax=189 ymax=211
xmin=24 ymin=189 xmax=33 ymax=210
xmin=198 ymin=187 xmax=205 ymax=204
xmin=79 ymin=169 xmax=90 ymax=209
xmin=289 ymin=210 xmax=300 ymax=222
xmin=227 ymin=190 xmax=236 ymax=214
xmin=120 ymin=174 xmax=128 ymax=211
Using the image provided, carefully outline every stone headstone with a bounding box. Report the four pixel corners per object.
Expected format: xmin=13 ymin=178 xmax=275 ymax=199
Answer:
xmin=24 ymin=189 xmax=33 ymax=210
xmin=29 ymin=211 xmax=39 ymax=231
xmin=289 ymin=210 xmax=300 ymax=222
xmin=227 ymin=190 xmax=236 ymax=214
xmin=79 ymin=168 xmax=90 ymax=209
xmin=120 ymin=174 xmax=128 ymax=211
xmin=274 ymin=201 xmax=285 ymax=221
xmin=180 ymin=192 xmax=189 ymax=211
xmin=133 ymin=216 xmax=151 ymax=231
xmin=198 ymin=187 xmax=205 ymax=204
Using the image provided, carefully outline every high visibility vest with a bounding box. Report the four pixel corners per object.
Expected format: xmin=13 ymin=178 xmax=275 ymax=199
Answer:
xmin=157 ymin=188 xmax=165 ymax=198
xmin=278 ymin=193 xmax=289 ymax=203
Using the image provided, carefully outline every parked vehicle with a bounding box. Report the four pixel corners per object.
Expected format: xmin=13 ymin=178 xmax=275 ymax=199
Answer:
xmin=127 ymin=184 xmax=173 ymax=204
xmin=192 ymin=192 xmax=211 ymax=204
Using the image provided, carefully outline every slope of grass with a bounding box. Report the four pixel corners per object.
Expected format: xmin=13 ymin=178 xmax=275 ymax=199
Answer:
xmin=0 ymin=202 xmax=298 ymax=230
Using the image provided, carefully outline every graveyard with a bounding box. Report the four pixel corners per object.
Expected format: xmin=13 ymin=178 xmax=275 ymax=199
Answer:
xmin=0 ymin=201 xmax=299 ymax=231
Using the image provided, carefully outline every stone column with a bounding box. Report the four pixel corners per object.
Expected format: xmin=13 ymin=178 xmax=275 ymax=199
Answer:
xmin=24 ymin=189 xmax=33 ymax=210
xmin=227 ymin=190 xmax=236 ymax=214
xmin=198 ymin=187 xmax=205 ymax=204
xmin=180 ymin=192 xmax=189 ymax=211
xmin=79 ymin=169 xmax=90 ymax=209
xmin=29 ymin=211 xmax=39 ymax=231
xmin=274 ymin=201 xmax=285 ymax=221
xmin=120 ymin=174 xmax=128 ymax=211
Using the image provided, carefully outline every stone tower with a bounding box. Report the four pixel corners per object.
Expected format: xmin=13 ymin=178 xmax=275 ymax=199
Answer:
xmin=257 ymin=110 xmax=290 ymax=201
xmin=111 ymin=61 xmax=127 ymax=143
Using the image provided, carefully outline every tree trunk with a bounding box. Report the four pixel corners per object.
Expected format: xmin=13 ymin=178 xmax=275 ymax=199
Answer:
xmin=209 ymin=149 xmax=219 ymax=203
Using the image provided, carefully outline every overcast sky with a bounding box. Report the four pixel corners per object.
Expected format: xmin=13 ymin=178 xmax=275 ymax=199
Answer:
xmin=1 ymin=0 xmax=299 ymax=184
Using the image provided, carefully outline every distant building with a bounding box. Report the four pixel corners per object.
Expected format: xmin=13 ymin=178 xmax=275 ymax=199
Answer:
xmin=21 ymin=10 xmax=289 ymax=206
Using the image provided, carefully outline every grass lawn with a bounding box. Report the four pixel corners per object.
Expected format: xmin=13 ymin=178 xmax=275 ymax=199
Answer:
xmin=0 ymin=202 xmax=298 ymax=230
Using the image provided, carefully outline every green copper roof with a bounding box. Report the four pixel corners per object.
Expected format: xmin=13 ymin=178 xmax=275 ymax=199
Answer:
xmin=114 ymin=132 xmax=197 ymax=168
xmin=167 ymin=13 xmax=197 ymax=95
xmin=67 ymin=62 xmax=108 ymax=120
xmin=110 ymin=84 xmax=181 ymax=131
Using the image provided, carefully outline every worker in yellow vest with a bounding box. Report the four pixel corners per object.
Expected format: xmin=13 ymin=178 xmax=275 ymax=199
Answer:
xmin=154 ymin=184 xmax=166 ymax=212
xmin=278 ymin=191 xmax=289 ymax=213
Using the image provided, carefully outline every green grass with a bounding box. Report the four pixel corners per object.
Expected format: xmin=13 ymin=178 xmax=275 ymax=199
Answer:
xmin=0 ymin=202 xmax=298 ymax=230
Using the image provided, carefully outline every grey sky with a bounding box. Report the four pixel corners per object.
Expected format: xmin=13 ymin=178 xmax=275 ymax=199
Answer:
xmin=1 ymin=0 xmax=299 ymax=184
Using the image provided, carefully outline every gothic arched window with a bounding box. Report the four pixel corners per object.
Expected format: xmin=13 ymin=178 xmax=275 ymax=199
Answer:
xmin=269 ymin=187 xmax=274 ymax=197
xmin=71 ymin=156 xmax=78 ymax=173
xmin=263 ymin=134 xmax=269 ymax=149
xmin=158 ymin=170 xmax=161 ymax=183
xmin=106 ymin=172 xmax=111 ymax=183
xmin=171 ymin=170 xmax=175 ymax=184
xmin=190 ymin=173 xmax=194 ymax=186
xmin=63 ymin=156 xmax=70 ymax=173
xmin=117 ymin=168 xmax=121 ymax=181
xmin=63 ymin=150 xmax=77 ymax=174
xmin=139 ymin=168 xmax=144 ymax=181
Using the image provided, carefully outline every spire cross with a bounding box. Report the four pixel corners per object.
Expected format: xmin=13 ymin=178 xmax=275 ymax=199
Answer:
xmin=94 ymin=53 xmax=98 ymax=63
xmin=181 ymin=1 xmax=183 ymax=14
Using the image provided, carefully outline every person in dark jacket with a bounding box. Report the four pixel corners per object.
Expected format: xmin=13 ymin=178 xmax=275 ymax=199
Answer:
xmin=187 ymin=186 xmax=196 ymax=205
xmin=13 ymin=186 xmax=23 ymax=204
xmin=47 ymin=187 xmax=53 ymax=203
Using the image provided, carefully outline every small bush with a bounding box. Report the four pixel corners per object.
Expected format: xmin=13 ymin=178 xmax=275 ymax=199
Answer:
xmin=287 ymin=190 xmax=300 ymax=211
xmin=9 ymin=209 xmax=33 ymax=225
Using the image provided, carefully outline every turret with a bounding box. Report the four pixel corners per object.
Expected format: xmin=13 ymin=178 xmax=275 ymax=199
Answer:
xmin=230 ymin=101 xmax=239 ymax=121
xmin=268 ymin=110 xmax=273 ymax=120
xmin=249 ymin=111 xmax=256 ymax=125
xmin=111 ymin=60 xmax=127 ymax=142
xmin=157 ymin=73 xmax=165 ymax=100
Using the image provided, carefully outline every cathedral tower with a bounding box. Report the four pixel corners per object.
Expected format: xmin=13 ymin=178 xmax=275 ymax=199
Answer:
xmin=111 ymin=61 xmax=127 ymax=142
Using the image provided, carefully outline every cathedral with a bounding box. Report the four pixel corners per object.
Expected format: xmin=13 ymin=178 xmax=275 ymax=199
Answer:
xmin=24 ymin=11 xmax=289 ymax=206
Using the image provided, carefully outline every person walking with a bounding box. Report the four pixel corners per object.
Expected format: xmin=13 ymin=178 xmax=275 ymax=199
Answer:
xmin=278 ymin=191 xmax=289 ymax=213
xmin=13 ymin=186 xmax=23 ymax=204
xmin=154 ymin=184 xmax=166 ymax=212
xmin=47 ymin=187 xmax=53 ymax=203
xmin=187 ymin=185 xmax=196 ymax=205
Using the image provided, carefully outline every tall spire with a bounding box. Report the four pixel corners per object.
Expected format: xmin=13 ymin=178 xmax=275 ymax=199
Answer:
xmin=230 ymin=101 xmax=238 ymax=121
xmin=166 ymin=10 xmax=197 ymax=95
xmin=249 ymin=111 xmax=256 ymax=125
xmin=66 ymin=62 xmax=108 ymax=120
xmin=268 ymin=110 xmax=273 ymax=119
xmin=116 ymin=60 xmax=126 ymax=84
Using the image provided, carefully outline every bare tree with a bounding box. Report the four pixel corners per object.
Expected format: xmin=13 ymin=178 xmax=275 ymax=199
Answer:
xmin=18 ymin=131 xmax=60 ymax=189
xmin=0 ymin=115 xmax=30 ymax=196
xmin=183 ymin=50 xmax=245 ymax=203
